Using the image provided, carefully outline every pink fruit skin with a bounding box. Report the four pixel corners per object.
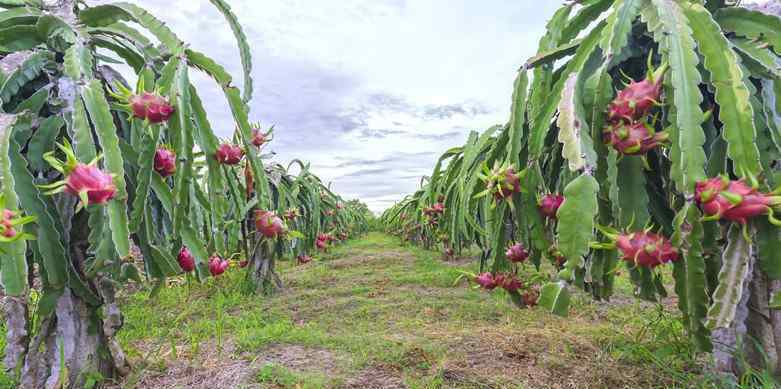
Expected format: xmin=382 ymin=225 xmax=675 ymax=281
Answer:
xmin=154 ymin=148 xmax=177 ymax=177
xmin=505 ymin=243 xmax=529 ymax=263
xmin=607 ymin=76 xmax=663 ymax=124
xmin=500 ymin=276 xmax=523 ymax=293
xmin=208 ymin=256 xmax=229 ymax=276
xmin=65 ymin=163 xmax=116 ymax=205
xmin=539 ymin=194 xmax=564 ymax=219
xmin=129 ymin=93 xmax=174 ymax=123
xmin=604 ymin=122 xmax=668 ymax=155
xmin=475 ymin=272 xmax=497 ymax=290
xmin=215 ymin=144 xmax=244 ymax=165
xmin=255 ymin=210 xmax=286 ymax=238
xmin=615 ymin=231 xmax=679 ymax=268
xmin=316 ymin=240 xmax=327 ymax=250
xmin=297 ymin=255 xmax=312 ymax=265
xmin=178 ymin=247 xmax=195 ymax=272
xmin=695 ymin=178 xmax=780 ymax=224
xmin=251 ymin=129 xmax=267 ymax=147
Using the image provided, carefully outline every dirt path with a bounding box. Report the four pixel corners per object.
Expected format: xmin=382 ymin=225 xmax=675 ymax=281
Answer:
xmin=116 ymin=233 xmax=699 ymax=389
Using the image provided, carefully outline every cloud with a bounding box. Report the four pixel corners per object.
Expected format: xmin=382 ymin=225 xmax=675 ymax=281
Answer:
xmin=89 ymin=0 xmax=561 ymax=212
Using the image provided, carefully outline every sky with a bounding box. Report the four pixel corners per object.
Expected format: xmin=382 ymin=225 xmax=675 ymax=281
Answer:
xmin=91 ymin=0 xmax=562 ymax=213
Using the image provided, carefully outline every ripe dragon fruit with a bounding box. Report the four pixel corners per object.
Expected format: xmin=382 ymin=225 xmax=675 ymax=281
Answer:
xmin=65 ymin=163 xmax=117 ymax=206
xmin=475 ymin=272 xmax=498 ymax=290
xmin=251 ymin=128 xmax=269 ymax=147
xmin=538 ymin=194 xmax=564 ymax=219
xmin=208 ymin=255 xmax=229 ymax=276
xmin=1 ymin=209 xmax=17 ymax=239
xmin=215 ymin=143 xmax=244 ymax=165
xmin=297 ymin=255 xmax=312 ymax=265
xmin=177 ymin=247 xmax=195 ymax=272
xmin=505 ymin=243 xmax=529 ymax=263
xmin=239 ymin=259 xmax=249 ymax=268
xmin=444 ymin=247 xmax=454 ymax=259
xmin=475 ymin=272 xmax=523 ymax=292
xmin=615 ymin=231 xmax=679 ymax=268
xmin=129 ymin=92 xmax=175 ymax=123
xmin=336 ymin=202 xmax=344 ymax=210
xmin=255 ymin=210 xmax=287 ymax=238
xmin=606 ymin=64 xmax=666 ymax=124
xmin=316 ymin=239 xmax=328 ymax=250
xmin=521 ymin=289 xmax=539 ymax=307
xmin=604 ymin=121 xmax=669 ymax=155
xmin=694 ymin=177 xmax=781 ymax=224
xmin=153 ymin=147 xmax=176 ymax=177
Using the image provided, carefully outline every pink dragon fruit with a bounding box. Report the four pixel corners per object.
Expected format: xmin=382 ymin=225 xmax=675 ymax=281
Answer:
xmin=499 ymin=275 xmax=523 ymax=293
xmin=607 ymin=65 xmax=666 ymax=124
xmin=251 ymin=128 xmax=269 ymax=147
xmin=215 ymin=143 xmax=244 ymax=165
xmin=255 ymin=210 xmax=287 ymax=238
xmin=65 ymin=163 xmax=116 ymax=206
xmin=505 ymin=243 xmax=529 ymax=263
xmin=177 ymin=247 xmax=195 ymax=272
xmin=475 ymin=272 xmax=498 ymax=290
xmin=153 ymin=147 xmax=177 ymax=177
xmin=1 ymin=209 xmax=18 ymax=239
xmin=129 ymin=92 xmax=174 ymax=123
xmin=604 ymin=121 xmax=669 ymax=155
xmin=316 ymin=239 xmax=328 ymax=250
xmin=297 ymin=255 xmax=312 ymax=265
xmin=615 ymin=231 xmax=679 ymax=268
xmin=538 ymin=194 xmax=564 ymax=219
xmin=208 ymin=255 xmax=229 ymax=276
xmin=694 ymin=177 xmax=781 ymax=224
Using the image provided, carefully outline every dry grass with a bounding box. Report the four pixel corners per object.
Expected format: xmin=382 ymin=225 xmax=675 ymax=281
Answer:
xmin=111 ymin=232 xmax=704 ymax=388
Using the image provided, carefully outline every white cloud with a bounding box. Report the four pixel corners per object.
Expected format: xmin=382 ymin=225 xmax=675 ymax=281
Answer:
xmin=89 ymin=0 xmax=560 ymax=212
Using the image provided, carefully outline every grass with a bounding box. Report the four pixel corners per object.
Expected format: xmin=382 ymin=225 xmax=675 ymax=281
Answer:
xmin=111 ymin=232 xmax=716 ymax=388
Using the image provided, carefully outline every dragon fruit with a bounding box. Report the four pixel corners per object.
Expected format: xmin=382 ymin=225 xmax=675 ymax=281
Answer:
xmin=539 ymin=194 xmax=564 ymax=219
xmin=297 ymin=255 xmax=312 ymax=265
xmin=65 ymin=163 xmax=117 ymax=206
xmin=215 ymin=143 xmax=244 ymax=165
xmin=153 ymin=147 xmax=176 ymax=177
xmin=615 ymin=231 xmax=679 ymax=268
xmin=255 ymin=210 xmax=287 ymax=238
xmin=505 ymin=243 xmax=529 ymax=263
xmin=336 ymin=202 xmax=344 ymax=210
xmin=475 ymin=272 xmax=498 ymax=290
xmin=521 ymin=289 xmax=539 ymax=307
xmin=606 ymin=64 xmax=666 ymax=124
xmin=251 ymin=128 xmax=269 ymax=147
xmin=177 ymin=247 xmax=195 ymax=272
xmin=129 ymin=92 xmax=174 ymax=123
xmin=239 ymin=259 xmax=249 ymax=268
xmin=486 ymin=166 xmax=522 ymax=201
xmin=208 ymin=255 xmax=229 ymax=276
xmin=316 ymin=239 xmax=328 ymax=250
xmin=500 ymin=275 xmax=523 ymax=293
xmin=694 ymin=177 xmax=781 ymax=224
xmin=284 ymin=208 xmax=300 ymax=221
xmin=604 ymin=121 xmax=669 ymax=155
xmin=1 ymin=209 xmax=18 ymax=239
xmin=444 ymin=247 xmax=454 ymax=259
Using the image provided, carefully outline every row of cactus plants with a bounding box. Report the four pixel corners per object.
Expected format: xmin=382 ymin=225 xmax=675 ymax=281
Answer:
xmin=382 ymin=0 xmax=781 ymax=380
xmin=0 ymin=0 xmax=368 ymax=387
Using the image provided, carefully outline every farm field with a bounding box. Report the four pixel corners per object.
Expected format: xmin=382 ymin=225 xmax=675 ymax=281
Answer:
xmin=88 ymin=233 xmax=702 ymax=388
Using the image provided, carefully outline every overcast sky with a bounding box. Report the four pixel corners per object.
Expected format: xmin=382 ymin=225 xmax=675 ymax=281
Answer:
xmin=93 ymin=0 xmax=561 ymax=212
